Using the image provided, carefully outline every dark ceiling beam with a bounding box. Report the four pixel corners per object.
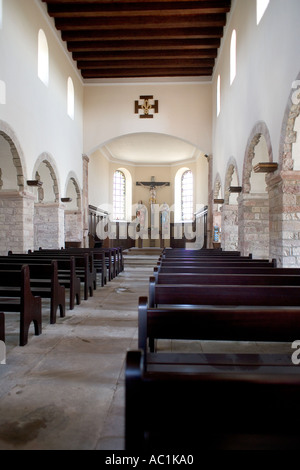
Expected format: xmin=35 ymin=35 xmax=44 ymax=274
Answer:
xmin=68 ymin=39 xmax=220 ymax=52
xmin=54 ymin=14 xmax=227 ymax=30
xmin=81 ymin=67 xmax=213 ymax=78
xmin=61 ymin=28 xmax=224 ymax=42
xmin=77 ymin=58 xmax=215 ymax=69
xmin=46 ymin=1 xmax=231 ymax=17
xmin=72 ymin=49 xmax=217 ymax=61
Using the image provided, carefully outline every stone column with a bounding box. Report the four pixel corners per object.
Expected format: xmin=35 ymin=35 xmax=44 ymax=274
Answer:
xmin=206 ymin=155 xmax=214 ymax=249
xmin=238 ymin=193 xmax=269 ymax=259
xmin=267 ymin=170 xmax=300 ymax=267
xmin=221 ymin=204 xmax=238 ymax=251
xmin=0 ymin=191 xmax=35 ymax=255
xmin=82 ymin=154 xmax=90 ymax=248
xmin=34 ymin=203 xmax=65 ymax=250
xmin=64 ymin=210 xmax=83 ymax=245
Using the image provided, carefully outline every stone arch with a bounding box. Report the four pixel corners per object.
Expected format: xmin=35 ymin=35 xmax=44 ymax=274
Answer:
xmin=242 ymin=121 xmax=273 ymax=193
xmin=279 ymin=72 xmax=300 ymax=171
xmin=239 ymin=122 xmax=273 ymax=258
xmin=224 ymin=157 xmax=239 ymax=204
xmin=64 ymin=172 xmax=82 ymax=211
xmin=33 ymin=153 xmax=60 ymax=203
xmin=0 ymin=120 xmax=26 ymax=191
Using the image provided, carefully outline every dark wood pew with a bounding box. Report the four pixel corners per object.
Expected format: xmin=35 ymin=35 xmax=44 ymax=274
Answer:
xmin=155 ymin=265 xmax=300 ymax=275
xmin=66 ymin=247 xmax=107 ymax=286
xmin=0 ymin=265 xmax=42 ymax=346
xmin=0 ymin=261 xmax=65 ymax=324
xmin=125 ymin=350 xmax=300 ymax=451
xmin=153 ymin=271 xmax=300 ymax=286
xmin=162 ymin=248 xmax=243 ymax=257
xmin=4 ymin=255 xmax=80 ymax=310
xmin=10 ymin=251 xmax=93 ymax=301
xmin=31 ymin=250 xmax=96 ymax=298
xmin=138 ymin=297 xmax=300 ymax=358
xmin=0 ymin=312 xmax=4 ymax=343
xmin=158 ymin=258 xmax=276 ymax=267
xmin=149 ymin=277 xmax=300 ymax=308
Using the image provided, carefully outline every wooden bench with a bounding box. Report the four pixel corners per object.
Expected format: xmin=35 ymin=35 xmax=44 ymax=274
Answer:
xmin=30 ymin=250 xmax=96 ymax=299
xmin=138 ymin=297 xmax=300 ymax=357
xmin=4 ymin=255 xmax=80 ymax=310
xmin=155 ymin=265 xmax=300 ymax=275
xmin=158 ymin=258 xmax=277 ymax=267
xmin=0 ymin=265 xmax=42 ymax=346
xmin=125 ymin=350 xmax=300 ymax=451
xmin=66 ymin=247 xmax=108 ymax=286
xmin=0 ymin=312 xmax=4 ymax=342
xmin=0 ymin=261 xmax=65 ymax=324
xmin=149 ymin=277 xmax=300 ymax=308
xmin=153 ymin=271 xmax=300 ymax=286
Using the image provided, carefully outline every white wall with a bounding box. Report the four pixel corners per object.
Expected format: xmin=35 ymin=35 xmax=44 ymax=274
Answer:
xmin=84 ymin=82 xmax=212 ymax=155
xmin=212 ymin=0 xmax=300 ymax=193
xmin=0 ymin=0 xmax=84 ymax=196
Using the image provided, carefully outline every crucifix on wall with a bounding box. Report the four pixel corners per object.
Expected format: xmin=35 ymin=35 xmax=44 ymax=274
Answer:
xmin=136 ymin=176 xmax=170 ymax=205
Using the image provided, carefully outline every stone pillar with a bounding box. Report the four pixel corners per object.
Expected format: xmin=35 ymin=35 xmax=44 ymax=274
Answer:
xmin=221 ymin=204 xmax=238 ymax=251
xmin=0 ymin=191 xmax=35 ymax=255
xmin=267 ymin=170 xmax=300 ymax=267
xmin=64 ymin=210 xmax=83 ymax=245
xmin=238 ymin=193 xmax=269 ymax=259
xmin=207 ymin=155 xmax=214 ymax=249
xmin=82 ymin=155 xmax=89 ymax=248
xmin=34 ymin=203 xmax=65 ymax=250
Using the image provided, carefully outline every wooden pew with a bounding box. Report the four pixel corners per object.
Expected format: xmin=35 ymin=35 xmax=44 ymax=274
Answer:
xmin=0 ymin=261 xmax=65 ymax=324
xmin=138 ymin=297 xmax=300 ymax=358
xmin=0 ymin=265 xmax=42 ymax=346
xmin=4 ymin=255 xmax=80 ymax=310
xmin=148 ymin=277 xmax=300 ymax=308
xmin=66 ymin=247 xmax=107 ymax=286
xmin=0 ymin=312 xmax=4 ymax=342
xmin=153 ymin=271 xmax=300 ymax=286
xmin=125 ymin=350 xmax=300 ymax=451
xmin=31 ymin=250 xmax=96 ymax=298
xmin=155 ymin=265 xmax=300 ymax=275
xmin=9 ymin=251 xmax=92 ymax=301
xmin=158 ymin=258 xmax=276 ymax=267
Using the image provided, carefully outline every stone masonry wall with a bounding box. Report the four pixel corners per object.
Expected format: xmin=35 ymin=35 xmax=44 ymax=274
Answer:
xmin=238 ymin=193 xmax=270 ymax=259
xmin=64 ymin=210 xmax=83 ymax=244
xmin=221 ymin=204 xmax=238 ymax=251
xmin=34 ymin=203 xmax=65 ymax=250
xmin=267 ymin=171 xmax=300 ymax=267
xmin=0 ymin=191 xmax=34 ymax=254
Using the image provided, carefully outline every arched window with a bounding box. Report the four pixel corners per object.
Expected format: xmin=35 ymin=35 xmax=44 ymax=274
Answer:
xmin=257 ymin=0 xmax=270 ymax=25
xmin=38 ymin=29 xmax=49 ymax=86
xmin=230 ymin=30 xmax=237 ymax=85
xmin=113 ymin=170 xmax=126 ymax=220
xmin=67 ymin=77 xmax=75 ymax=119
xmin=217 ymin=75 xmax=221 ymax=117
xmin=181 ymin=170 xmax=193 ymax=221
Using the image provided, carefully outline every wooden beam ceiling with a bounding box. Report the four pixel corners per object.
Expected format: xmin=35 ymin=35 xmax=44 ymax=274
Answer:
xmin=41 ymin=0 xmax=232 ymax=80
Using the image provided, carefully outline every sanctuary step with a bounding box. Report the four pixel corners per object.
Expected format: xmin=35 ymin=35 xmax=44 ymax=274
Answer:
xmin=123 ymin=247 xmax=163 ymax=268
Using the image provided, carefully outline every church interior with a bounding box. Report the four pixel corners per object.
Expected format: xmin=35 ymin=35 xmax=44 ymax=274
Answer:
xmin=1 ymin=0 xmax=300 ymax=451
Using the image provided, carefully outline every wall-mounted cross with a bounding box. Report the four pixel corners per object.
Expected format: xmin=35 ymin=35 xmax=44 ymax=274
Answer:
xmin=135 ymin=95 xmax=159 ymax=119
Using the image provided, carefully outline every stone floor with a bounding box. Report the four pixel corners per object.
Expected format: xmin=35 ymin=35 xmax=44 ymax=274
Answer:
xmin=0 ymin=253 xmax=293 ymax=450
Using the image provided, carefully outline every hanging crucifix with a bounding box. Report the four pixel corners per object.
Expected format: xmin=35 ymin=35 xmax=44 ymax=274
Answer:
xmin=136 ymin=176 xmax=170 ymax=205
